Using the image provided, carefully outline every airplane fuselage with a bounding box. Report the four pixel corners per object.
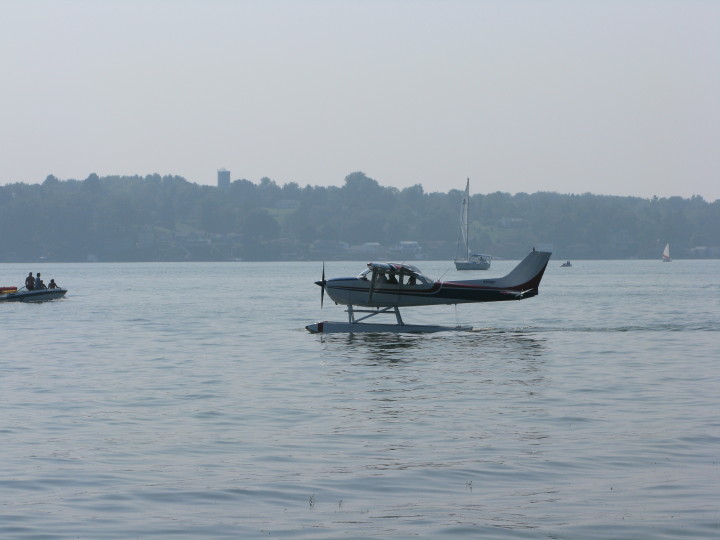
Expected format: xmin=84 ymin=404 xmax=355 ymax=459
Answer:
xmin=322 ymin=249 xmax=551 ymax=308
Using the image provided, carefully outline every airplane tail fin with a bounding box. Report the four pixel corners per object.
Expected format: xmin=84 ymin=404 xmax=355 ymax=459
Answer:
xmin=496 ymin=248 xmax=552 ymax=292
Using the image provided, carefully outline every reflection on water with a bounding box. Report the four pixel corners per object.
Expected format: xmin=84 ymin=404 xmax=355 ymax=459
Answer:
xmin=319 ymin=329 xmax=554 ymax=463
xmin=325 ymin=332 xmax=425 ymax=354
xmin=321 ymin=328 xmax=548 ymax=364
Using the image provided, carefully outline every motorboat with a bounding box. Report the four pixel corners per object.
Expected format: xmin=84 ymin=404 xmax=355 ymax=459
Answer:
xmin=0 ymin=286 xmax=67 ymax=302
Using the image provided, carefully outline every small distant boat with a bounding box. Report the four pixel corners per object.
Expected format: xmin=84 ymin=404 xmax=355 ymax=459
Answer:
xmin=454 ymin=178 xmax=492 ymax=270
xmin=0 ymin=286 xmax=67 ymax=302
xmin=561 ymin=261 xmax=572 ymax=267
xmin=662 ymin=243 xmax=672 ymax=262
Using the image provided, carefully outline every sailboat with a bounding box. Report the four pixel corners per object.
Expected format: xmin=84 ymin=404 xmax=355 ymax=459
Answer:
xmin=454 ymin=178 xmax=492 ymax=270
xmin=662 ymin=243 xmax=672 ymax=262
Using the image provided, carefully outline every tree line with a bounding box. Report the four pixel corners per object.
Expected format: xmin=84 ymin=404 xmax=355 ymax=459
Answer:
xmin=0 ymin=171 xmax=718 ymax=262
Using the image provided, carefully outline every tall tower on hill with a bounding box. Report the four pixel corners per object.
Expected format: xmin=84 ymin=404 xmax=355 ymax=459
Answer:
xmin=217 ymin=169 xmax=230 ymax=189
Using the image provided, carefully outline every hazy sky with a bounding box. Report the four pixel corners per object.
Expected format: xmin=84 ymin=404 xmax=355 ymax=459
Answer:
xmin=2 ymin=0 xmax=718 ymax=200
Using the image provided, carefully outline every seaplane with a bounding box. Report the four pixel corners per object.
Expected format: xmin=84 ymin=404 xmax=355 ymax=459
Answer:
xmin=306 ymin=247 xmax=552 ymax=334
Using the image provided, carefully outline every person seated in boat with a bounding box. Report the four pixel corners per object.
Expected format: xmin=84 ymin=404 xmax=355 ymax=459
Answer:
xmin=48 ymin=279 xmax=58 ymax=289
xmin=25 ymin=271 xmax=35 ymax=291
xmin=34 ymin=272 xmax=45 ymax=290
xmin=386 ymin=273 xmax=398 ymax=284
xmin=407 ymin=275 xmax=417 ymax=286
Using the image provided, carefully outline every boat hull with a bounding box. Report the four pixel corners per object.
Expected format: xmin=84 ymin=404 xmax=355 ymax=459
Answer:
xmin=0 ymin=289 xmax=67 ymax=302
xmin=455 ymin=259 xmax=491 ymax=270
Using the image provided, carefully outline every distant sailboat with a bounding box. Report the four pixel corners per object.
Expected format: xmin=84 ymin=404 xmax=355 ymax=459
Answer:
xmin=662 ymin=243 xmax=672 ymax=262
xmin=454 ymin=178 xmax=492 ymax=270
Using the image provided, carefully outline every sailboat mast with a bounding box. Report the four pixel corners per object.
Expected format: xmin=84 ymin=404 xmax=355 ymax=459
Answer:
xmin=462 ymin=178 xmax=470 ymax=260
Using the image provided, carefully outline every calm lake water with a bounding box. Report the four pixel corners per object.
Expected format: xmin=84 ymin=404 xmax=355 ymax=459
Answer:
xmin=1 ymin=258 xmax=719 ymax=539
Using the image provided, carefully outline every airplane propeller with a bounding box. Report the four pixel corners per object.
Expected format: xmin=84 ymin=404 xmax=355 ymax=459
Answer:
xmin=314 ymin=262 xmax=327 ymax=308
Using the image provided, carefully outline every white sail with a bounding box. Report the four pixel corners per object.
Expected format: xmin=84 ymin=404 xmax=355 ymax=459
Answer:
xmin=662 ymin=243 xmax=672 ymax=262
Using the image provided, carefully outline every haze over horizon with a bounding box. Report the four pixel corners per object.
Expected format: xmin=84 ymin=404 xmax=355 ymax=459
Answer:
xmin=2 ymin=1 xmax=719 ymax=202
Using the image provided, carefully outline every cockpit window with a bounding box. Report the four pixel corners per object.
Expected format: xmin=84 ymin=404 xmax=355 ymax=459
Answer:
xmin=410 ymin=274 xmax=431 ymax=286
xmin=357 ymin=266 xmax=432 ymax=286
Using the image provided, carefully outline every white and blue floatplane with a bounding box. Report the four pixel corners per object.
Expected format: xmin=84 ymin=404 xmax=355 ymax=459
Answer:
xmin=306 ymin=247 xmax=552 ymax=334
xmin=0 ymin=286 xmax=67 ymax=303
